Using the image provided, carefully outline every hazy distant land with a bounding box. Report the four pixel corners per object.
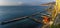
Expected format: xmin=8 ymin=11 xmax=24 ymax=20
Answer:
xmin=40 ymin=2 xmax=55 ymax=6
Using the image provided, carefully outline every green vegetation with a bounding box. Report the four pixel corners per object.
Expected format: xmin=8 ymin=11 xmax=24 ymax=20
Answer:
xmin=51 ymin=24 xmax=60 ymax=28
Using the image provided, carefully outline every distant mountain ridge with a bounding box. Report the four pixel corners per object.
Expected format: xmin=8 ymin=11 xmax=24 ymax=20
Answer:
xmin=40 ymin=2 xmax=55 ymax=6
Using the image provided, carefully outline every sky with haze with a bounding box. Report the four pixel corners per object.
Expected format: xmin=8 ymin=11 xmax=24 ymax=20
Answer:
xmin=0 ymin=0 xmax=55 ymax=6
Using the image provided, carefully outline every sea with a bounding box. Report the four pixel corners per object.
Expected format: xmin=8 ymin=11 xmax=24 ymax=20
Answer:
xmin=0 ymin=6 xmax=48 ymax=28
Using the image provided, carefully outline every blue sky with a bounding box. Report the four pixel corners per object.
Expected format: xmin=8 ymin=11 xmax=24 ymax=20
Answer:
xmin=0 ymin=0 xmax=55 ymax=6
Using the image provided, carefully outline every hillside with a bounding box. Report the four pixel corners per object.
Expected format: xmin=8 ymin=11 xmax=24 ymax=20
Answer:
xmin=40 ymin=2 xmax=55 ymax=6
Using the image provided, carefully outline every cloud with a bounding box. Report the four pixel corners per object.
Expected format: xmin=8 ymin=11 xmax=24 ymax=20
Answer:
xmin=0 ymin=0 xmax=23 ymax=6
xmin=0 ymin=2 xmax=23 ymax=5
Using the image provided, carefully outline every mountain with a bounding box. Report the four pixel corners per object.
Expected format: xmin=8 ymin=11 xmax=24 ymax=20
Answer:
xmin=40 ymin=2 xmax=55 ymax=6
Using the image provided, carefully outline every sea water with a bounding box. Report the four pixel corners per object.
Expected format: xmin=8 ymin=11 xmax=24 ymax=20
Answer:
xmin=0 ymin=6 xmax=48 ymax=28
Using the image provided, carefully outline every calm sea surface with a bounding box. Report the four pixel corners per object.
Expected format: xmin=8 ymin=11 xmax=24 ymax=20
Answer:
xmin=0 ymin=6 xmax=48 ymax=28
